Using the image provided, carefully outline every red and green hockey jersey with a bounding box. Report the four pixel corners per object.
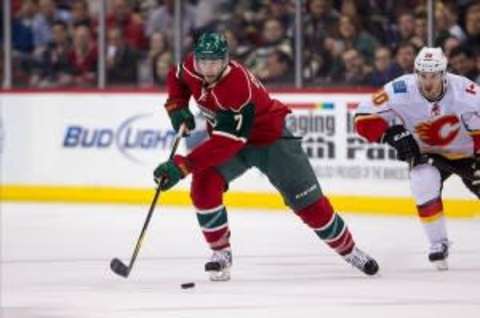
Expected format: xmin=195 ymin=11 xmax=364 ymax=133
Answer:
xmin=164 ymin=54 xmax=290 ymax=174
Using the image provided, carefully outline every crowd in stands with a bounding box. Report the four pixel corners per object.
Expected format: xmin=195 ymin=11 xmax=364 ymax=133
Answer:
xmin=2 ymin=0 xmax=480 ymax=88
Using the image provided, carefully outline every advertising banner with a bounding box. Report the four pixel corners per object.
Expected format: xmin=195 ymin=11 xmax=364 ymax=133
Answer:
xmin=1 ymin=93 xmax=474 ymax=201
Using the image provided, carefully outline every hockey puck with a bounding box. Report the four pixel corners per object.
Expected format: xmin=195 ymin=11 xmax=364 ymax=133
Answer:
xmin=181 ymin=282 xmax=195 ymax=289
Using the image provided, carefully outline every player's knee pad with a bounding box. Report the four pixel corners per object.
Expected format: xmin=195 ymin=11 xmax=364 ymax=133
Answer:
xmin=191 ymin=168 xmax=226 ymax=209
xmin=295 ymin=196 xmax=334 ymax=229
xmin=410 ymin=163 xmax=442 ymax=205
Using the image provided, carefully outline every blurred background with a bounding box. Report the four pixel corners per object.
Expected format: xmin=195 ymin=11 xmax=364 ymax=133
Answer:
xmin=2 ymin=0 xmax=480 ymax=90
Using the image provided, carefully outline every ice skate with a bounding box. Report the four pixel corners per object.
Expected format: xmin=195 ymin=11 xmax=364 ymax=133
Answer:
xmin=205 ymin=250 xmax=232 ymax=281
xmin=428 ymin=241 xmax=449 ymax=271
xmin=344 ymin=247 xmax=379 ymax=276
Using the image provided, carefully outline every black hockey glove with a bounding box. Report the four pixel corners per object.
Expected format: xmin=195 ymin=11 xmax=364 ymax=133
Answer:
xmin=382 ymin=125 xmax=421 ymax=167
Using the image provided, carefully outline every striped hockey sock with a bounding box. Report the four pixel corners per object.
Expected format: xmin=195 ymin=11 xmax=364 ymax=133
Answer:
xmin=297 ymin=197 xmax=355 ymax=256
xmin=417 ymin=198 xmax=447 ymax=245
xmin=314 ymin=213 xmax=354 ymax=256
xmin=196 ymin=204 xmax=231 ymax=251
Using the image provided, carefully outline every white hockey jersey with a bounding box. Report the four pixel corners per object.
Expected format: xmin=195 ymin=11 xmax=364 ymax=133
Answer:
xmin=356 ymin=73 xmax=480 ymax=159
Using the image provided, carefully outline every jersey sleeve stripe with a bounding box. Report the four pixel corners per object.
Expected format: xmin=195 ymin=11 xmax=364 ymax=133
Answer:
xmin=232 ymin=61 xmax=252 ymax=111
xmin=175 ymin=64 xmax=181 ymax=79
xmin=182 ymin=62 xmax=203 ymax=81
xmin=467 ymin=130 xmax=480 ymax=136
xmin=211 ymin=90 xmax=227 ymax=110
xmin=212 ymin=130 xmax=247 ymax=143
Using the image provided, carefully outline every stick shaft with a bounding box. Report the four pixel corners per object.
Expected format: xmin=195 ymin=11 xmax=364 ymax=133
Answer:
xmin=125 ymin=126 xmax=185 ymax=274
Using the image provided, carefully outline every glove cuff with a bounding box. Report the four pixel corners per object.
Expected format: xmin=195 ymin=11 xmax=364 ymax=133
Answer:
xmin=173 ymin=155 xmax=190 ymax=177
xmin=165 ymin=99 xmax=187 ymax=113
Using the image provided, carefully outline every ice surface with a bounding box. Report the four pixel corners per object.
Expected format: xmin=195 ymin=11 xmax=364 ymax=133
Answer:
xmin=1 ymin=202 xmax=479 ymax=317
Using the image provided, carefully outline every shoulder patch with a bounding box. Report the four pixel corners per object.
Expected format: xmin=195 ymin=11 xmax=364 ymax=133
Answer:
xmin=392 ymin=80 xmax=407 ymax=93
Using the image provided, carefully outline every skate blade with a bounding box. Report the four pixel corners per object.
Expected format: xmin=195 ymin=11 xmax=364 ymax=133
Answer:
xmin=432 ymin=260 xmax=448 ymax=271
xmin=208 ymin=269 xmax=231 ymax=281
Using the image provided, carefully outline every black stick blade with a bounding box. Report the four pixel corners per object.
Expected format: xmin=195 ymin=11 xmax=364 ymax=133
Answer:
xmin=110 ymin=258 xmax=130 ymax=278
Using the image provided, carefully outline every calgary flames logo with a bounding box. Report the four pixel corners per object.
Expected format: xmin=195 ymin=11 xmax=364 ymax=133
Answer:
xmin=415 ymin=115 xmax=460 ymax=146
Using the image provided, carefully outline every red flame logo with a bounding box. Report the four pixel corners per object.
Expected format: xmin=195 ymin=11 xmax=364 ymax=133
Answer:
xmin=415 ymin=115 xmax=460 ymax=146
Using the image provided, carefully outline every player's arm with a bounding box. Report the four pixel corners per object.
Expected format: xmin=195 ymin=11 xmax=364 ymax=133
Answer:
xmin=354 ymin=88 xmax=395 ymax=143
xmin=460 ymin=84 xmax=480 ymax=184
xmin=355 ymin=86 xmax=421 ymax=165
xmin=164 ymin=64 xmax=195 ymax=132
xmin=460 ymin=82 xmax=480 ymax=154
xmin=182 ymin=103 xmax=255 ymax=174
xmin=153 ymin=103 xmax=254 ymax=190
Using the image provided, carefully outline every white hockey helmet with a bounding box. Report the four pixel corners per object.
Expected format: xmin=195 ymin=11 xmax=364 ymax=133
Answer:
xmin=414 ymin=47 xmax=447 ymax=74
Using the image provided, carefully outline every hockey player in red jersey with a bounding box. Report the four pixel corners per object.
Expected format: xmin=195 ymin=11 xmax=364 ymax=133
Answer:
xmin=153 ymin=32 xmax=379 ymax=281
xmin=355 ymin=47 xmax=480 ymax=270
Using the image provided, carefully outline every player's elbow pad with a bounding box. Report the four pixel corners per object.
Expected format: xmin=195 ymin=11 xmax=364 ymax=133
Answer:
xmin=355 ymin=115 xmax=389 ymax=143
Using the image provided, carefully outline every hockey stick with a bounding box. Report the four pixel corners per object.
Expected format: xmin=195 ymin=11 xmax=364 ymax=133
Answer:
xmin=110 ymin=125 xmax=186 ymax=278
xmin=423 ymin=154 xmax=474 ymax=182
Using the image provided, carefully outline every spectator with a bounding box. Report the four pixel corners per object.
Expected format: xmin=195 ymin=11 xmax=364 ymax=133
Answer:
xmin=146 ymin=31 xmax=169 ymax=62
xmin=463 ymin=1 xmax=480 ymax=53
xmin=304 ymin=0 xmax=339 ymax=40
xmin=442 ymin=35 xmax=461 ymax=57
xmin=68 ymin=24 xmax=97 ymax=87
xmin=411 ymin=11 xmax=427 ymax=49
xmin=152 ymin=51 xmax=174 ymax=86
xmin=303 ymin=0 xmax=339 ymax=83
xmin=191 ymin=0 xmax=225 ymax=34
xmin=335 ymin=48 xmax=372 ymax=85
xmin=145 ymin=0 xmax=195 ymax=49
xmin=332 ymin=14 xmax=378 ymax=63
xmin=223 ymin=29 xmax=252 ymax=62
xmin=106 ymin=27 xmax=138 ymax=86
xmin=71 ymin=0 xmax=96 ymax=29
xmin=138 ymin=31 xmax=170 ymax=86
xmin=370 ymin=46 xmax=402 ymax=87
xmin=386 ymin=12 xmax=415 ymax=50
xmin=12 ymin=0 xmax=37 ymax=55
xmin=107 ymin=0 xmax=147 ymax=51
xmin=257 ymin=49 xmax=293 ymax=84
xmin=31 ymin=20 xmax=73 ymax=88
xmin=449 ymin=46 xmax=478 ymax=81
xmin=342 ymin=0 xmax=395 ymax=44
xmin=435 ymin=1 xmax=466 ymax=44
xmin=32 ymin=0 xmax=71 ymax=52
xmin=257 ymin=0 xmax=295 ymax=37
xmin=393 ymin=42 xmax=416 ymax=74
xmin=245 ymin=17 xmax=292 ymax=79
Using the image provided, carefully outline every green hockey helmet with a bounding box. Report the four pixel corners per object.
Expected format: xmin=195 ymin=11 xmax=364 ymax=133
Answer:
xmin=194 ymin=32 xmax=229 ymax=60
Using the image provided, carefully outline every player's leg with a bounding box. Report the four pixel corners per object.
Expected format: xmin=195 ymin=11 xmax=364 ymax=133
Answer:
xmin=254 ymin=132 xmax=378 ymax=275
xmin=191 ymin=156 xmax=249 ymax=281
xmin=191 ymin=168 xmax=232 ymax=281
xmin=410 ymin=163 xmax=450 ymax=270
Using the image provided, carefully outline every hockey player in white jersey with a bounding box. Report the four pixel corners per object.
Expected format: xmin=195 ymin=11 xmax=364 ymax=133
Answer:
xmin=354 ymin=47 xmax=480 ymax=270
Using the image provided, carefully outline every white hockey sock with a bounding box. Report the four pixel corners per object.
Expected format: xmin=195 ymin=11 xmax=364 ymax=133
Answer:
xmin=421 ymin=215 xmax=448 ymax=245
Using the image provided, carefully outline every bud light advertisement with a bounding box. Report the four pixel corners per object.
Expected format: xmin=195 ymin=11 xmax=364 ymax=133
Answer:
xmin=63 ymin=113 xmax=175 ymax=164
